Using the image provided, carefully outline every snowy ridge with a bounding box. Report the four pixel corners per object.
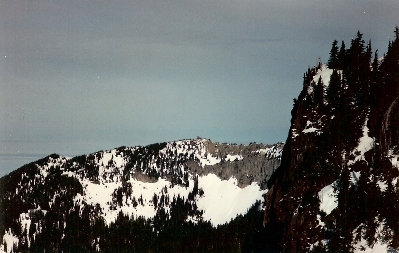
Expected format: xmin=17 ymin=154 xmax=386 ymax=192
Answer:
xmin=0 ymin=138 xmax=282 ymax=252
xmin=159 ymin=139 xmax=222 ymax=167
xmin=59 ymin=138 xmax=272 ymax=226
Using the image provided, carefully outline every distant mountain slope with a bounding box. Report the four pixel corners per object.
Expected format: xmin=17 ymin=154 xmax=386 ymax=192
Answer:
xmin=0 ymin=138 xmax=282 ymax=252
xmin=264 ymin=29 xmax=399 ymax=252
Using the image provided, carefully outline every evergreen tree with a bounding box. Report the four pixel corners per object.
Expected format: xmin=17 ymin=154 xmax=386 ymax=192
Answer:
xmin=314 ymin=77 xmax=324 ymax=107
xmin=369 ymin=50 xmax=380 ymax=110
xmin=327 ymin=69 xmax=342 ymax=108
xmin=329 ymin=166 xmax=353 ymax=252
xmin=371 ymin=50 xmax=380 ymax=77
xmin=366 ymin=40 xmax=372 ymax=63
xmin=337 ymin=41 xmax=346 ymax=69
xmin=328 ymin=40 xmax=339 ymax=69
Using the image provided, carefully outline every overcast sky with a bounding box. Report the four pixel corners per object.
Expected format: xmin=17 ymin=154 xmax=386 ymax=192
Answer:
xmin=1 ymin=0 xmax=398 ymax=175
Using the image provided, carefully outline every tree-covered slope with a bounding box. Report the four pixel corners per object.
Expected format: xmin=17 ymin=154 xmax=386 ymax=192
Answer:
xmin=0 ymin=138 xmax=282 ymax=252
xmin=264 ymin=28 xmax=399 ymax=252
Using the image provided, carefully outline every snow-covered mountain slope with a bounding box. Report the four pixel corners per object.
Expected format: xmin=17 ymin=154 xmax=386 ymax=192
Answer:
xmin=0 ymin=138 xmax=283 ymax=252
xmin=264 ymin=31 xmax=399 ymax=252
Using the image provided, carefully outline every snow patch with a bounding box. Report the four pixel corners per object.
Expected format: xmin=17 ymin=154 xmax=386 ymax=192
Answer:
xmin=100 ymin=152 xmax=113 ymax=167
xmin=37 ymin=156 xmax=68 ymax=178
xmin=309 ymin=239 xmax=328 ymax=252
xmin=388 ymin=149 xmax=399 ymax=170
xmin=19 ymin=213 xmax=32 ymax=247
xmin=72 ymin=173 xmax=266 ymax=227
xmin=291 ymin=128 xmax=299 ymax=138
xmin=391 ymin=155 xmax=399 ymax=169
xmin=74 ymin=176 xmax=194 ymax=225
xmin=350 ymin=171 xmax=361 ymax=185
xmin=312 ymin=65 xmax=334 ymax=88
xmin=307 ymin=85 xmax=314 ymax=95
xmin=160 ymin=139 xmax=222 ymax=167
xmin=302 ymin=127 xmax=320 ymax=134
xmin=353 ymin=240 xmax=390 ymax=253
xmin=199 ymin=153 xmax=221 ymax=167
xmin=316 ymin=214 xmax=325 ymax=228
xmin=302 ymin=120 xmax=321 ymax=134
xmin=256 ymin=145 xmax=283 ymax=159
xmin=353 ymin=220 xmax=392 ymax=253
xmin=75 ymin=171 xmax=265 ymax=227
xmin=348 ymin=118 xmax=374 ymax=166
xmin=318 ymin=181 xmax=337 ymax=215
xmin=1 ymin=229 xmax=19 ymax=253
xmin=197 ymin=174 xmax=267 ymax=226
xmin=225 ymin=154 xmax=243 ymax=162
xmin=377 ymin=181 xmax=388 ymax=192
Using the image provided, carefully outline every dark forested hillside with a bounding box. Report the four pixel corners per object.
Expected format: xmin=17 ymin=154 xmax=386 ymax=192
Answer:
xmin=264 ymin=28 xmax=399 ymax=252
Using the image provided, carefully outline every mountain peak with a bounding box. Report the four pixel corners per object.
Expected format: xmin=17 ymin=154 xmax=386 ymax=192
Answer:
xmin=0 ymin=138 xmax=283 ymax=252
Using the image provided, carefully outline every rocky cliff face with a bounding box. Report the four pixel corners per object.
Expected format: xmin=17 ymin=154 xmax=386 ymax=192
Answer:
xmin=264 ymin=30 xmax=399 ymax=252
xmin=0 ymin=138 xmax=282 ymax=252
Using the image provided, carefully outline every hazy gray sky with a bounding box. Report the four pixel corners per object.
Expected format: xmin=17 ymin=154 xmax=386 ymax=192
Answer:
xmin=1 ymin=0 xmax=398 ymax=174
